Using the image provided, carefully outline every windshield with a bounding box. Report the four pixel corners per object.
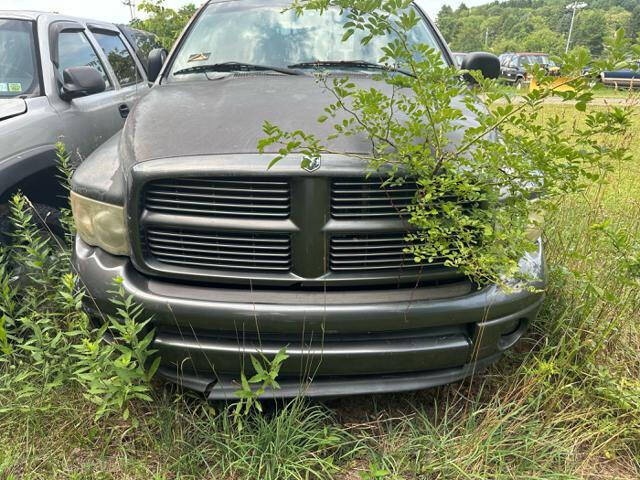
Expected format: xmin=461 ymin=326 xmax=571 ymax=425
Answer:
xmin=0 ymin=19 xmax=41 ymax=98
xmin=521 ymin=55 xmax=550 ymax=66
xmin=169 ymin=1 xmax=443 ymax=79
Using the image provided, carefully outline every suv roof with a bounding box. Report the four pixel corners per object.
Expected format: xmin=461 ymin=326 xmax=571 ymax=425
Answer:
xmin=0 ymin=10 xmax=43 ymax=20
xmin=0 ymin=10 xmax=117 ymax=27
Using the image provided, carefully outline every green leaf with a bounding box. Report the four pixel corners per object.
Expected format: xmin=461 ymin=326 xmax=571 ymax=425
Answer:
xmin=267 ymin=156 xmax=284 ymax=169
xmin=147 ymin=356 xmax=161 ymax=379
xmin=341 ymin=29 xmax=354 ymax=42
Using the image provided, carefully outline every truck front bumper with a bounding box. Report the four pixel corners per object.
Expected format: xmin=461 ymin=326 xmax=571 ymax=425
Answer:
xmin=73 ymin=237 xmax=546 ymax=400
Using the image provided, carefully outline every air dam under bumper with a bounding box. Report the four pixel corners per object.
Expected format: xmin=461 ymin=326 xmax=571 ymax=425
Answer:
xmin=73 ymin=237 xmax=546 ymax=400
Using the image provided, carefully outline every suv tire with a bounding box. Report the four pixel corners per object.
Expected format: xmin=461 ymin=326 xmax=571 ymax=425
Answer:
xmin=0 ymin=203 xmax=11 ymax=246
xmin=0 ymin=202 xmax=65 ymax=248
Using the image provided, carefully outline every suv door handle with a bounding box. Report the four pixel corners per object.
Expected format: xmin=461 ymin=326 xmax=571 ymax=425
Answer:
xmin=118 ymin=104 xmax=130 ymax=119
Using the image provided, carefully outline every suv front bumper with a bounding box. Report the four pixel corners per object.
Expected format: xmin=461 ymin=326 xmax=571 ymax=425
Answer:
xmin=73 ymin=237 xmax=546 ymax=399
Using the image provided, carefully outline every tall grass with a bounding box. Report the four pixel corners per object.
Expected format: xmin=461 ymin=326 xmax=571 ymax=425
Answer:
xmin=0 ymin=104 xmax=638 ymax=479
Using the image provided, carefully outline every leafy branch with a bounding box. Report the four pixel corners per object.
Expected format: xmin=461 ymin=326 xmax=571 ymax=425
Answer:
xmin=259 ymin=1 xmax=638 ymax=288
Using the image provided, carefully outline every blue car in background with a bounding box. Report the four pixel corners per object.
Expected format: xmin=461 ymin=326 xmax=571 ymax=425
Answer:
xmin=601 ymin=62 xmax=640 ymax=88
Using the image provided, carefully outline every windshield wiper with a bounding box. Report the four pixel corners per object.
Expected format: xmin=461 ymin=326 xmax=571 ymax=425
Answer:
xmin=173 ymin=62 xmax=303 ymax=76
xmin=288 ymin=60 xmax=414 ymax=77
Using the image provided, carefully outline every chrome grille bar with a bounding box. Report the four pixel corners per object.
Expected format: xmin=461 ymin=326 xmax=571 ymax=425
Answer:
xmin=144 ymin=177 xmax=290 ymax=219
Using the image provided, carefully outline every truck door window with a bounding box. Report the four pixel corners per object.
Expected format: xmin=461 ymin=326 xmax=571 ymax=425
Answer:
xmin=92 ymin=31 xmax=143 ymax=86
xmin=58 ymin=31 xmax=111 ymax=90
xmin=132 ymin=31 xmax=163 ymax=69
xmin=119 ymin=26 xmax=163 ymax=74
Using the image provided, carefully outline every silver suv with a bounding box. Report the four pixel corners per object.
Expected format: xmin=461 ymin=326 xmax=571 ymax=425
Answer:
xmin=0 ymin=11 xmax=161 ymax=240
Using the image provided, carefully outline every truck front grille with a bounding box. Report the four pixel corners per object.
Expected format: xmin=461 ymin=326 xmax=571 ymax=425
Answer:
xmin=145 ymin=228 xmax=292 ymax=272
xmin=330 ymin=233 xmax=449 ymax=272
xmin=331 ymin=178 xmax=417 ymax=219
xmin=144 ymin=177 xmax=290 ymax=219
xmin=133 ymin=167 xmax=469 ymax=285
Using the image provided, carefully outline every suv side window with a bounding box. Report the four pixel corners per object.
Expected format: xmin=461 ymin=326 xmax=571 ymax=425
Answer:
xmin=92 ymin=31 xmax=142 ymax=87
xmin=58 ymin=31 xmax=112 ymax=90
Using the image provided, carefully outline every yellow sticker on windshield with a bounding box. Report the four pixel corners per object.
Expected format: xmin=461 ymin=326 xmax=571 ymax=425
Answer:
xmin=8 ymin=83 xmax=22 ymax=93
xmin=188 ymin=52 xmax=211 ymax=62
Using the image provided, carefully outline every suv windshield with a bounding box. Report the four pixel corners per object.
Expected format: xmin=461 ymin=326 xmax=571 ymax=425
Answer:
xmin=521 ymin=55 xmax=551 ymax=66
xmin=0 ymin=19 xmax=41 ymax=97
xmin=169 ymin=1 xmax=443 ymax=79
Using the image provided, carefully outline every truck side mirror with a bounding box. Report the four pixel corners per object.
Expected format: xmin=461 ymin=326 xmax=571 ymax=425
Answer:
xmin=461 ymin=52 xmax=501 ymax=83
xmin=60 ymin=66 xmax=106 ymax=101
xmin=147 ymin=48 xmax=168 ymax=82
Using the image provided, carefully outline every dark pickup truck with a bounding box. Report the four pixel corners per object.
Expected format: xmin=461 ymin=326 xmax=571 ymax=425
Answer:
xmin=70 ymin=0 xmax=546 ymax=400
xmin=0 ymin=11 xmax=161 ymax=242
xmin=500 ymin=52 xmax=559 ymax=87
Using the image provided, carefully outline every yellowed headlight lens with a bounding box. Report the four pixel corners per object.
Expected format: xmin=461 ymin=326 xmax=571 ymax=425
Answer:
xmin=526 ymin=207 xmax=545 ymax=242
xmin=70 ymin=192 xmax=129 ymax=256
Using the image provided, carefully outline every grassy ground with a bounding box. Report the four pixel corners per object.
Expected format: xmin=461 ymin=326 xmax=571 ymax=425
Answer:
xmin=498 ymin=82 xmax=638 ymax=99
xmin=587 ymin=83 xmax=638 ymax=98
xmin=0 ymin=103 xmax=639 ymax=479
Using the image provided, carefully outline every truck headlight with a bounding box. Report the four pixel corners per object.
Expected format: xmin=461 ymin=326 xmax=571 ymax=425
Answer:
xmin=70 ymin=192 xmax=129 ymax=256
xmin=526 ymin=208 xmax=544 ymax=242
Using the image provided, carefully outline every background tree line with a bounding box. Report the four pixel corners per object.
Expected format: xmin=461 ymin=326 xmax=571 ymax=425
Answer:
xmin=130 ymin=0 xmax=197 ymax=49
xmin=436 ymin=0 xmax=640 ymax=56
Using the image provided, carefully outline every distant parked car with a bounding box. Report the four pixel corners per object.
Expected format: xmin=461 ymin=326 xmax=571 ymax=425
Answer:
xmin=500 ymin=52 xmax=558 ymax=88
xmin=601 ymin=62 xmax=640 ymax=88
xmin=0 ymin=11 xmax=163 ymax=243
xmin=452 ymin=52 xmax=467 ymax=68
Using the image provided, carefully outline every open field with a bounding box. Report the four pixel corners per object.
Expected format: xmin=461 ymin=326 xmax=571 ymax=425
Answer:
xmin=497 ymin=83 xmax=640 ymax=100
xmin=0 ymin=102 xmax=639 ymax=480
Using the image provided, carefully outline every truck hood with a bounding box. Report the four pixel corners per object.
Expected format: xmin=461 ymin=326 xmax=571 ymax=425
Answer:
xmin=121 ymin=73 xmax=478 ymax=169
xmin=0 ymin=98 xmax=27 ymax=122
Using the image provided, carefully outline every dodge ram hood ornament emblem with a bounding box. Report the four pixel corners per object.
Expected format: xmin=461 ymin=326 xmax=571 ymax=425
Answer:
xmin=303 ymin=157 xmax=321 ymax=172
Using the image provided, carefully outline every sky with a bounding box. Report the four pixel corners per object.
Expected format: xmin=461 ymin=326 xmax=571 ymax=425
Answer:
xmin=0 ymin=0 xmax=492 ymax=23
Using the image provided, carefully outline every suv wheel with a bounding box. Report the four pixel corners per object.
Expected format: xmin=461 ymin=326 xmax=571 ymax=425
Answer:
xmin=0 ymin=202 xmax=66 ymax=249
